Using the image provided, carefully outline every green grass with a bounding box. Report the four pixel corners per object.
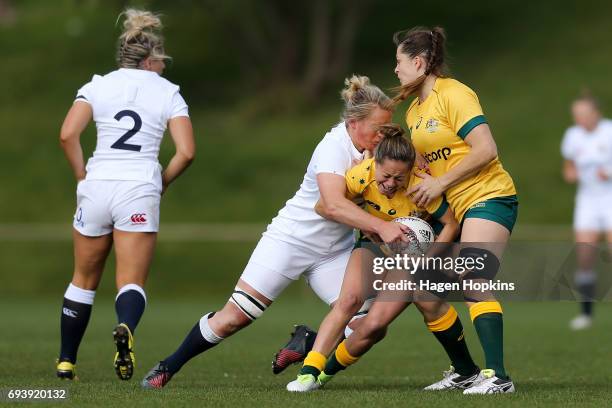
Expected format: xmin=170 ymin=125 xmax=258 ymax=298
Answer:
xmin=2 ymin=299 xmax=611 ymax=407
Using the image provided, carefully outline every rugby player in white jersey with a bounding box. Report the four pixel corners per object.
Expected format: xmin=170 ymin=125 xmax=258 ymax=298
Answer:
xmin=561 ymin=93 xmax=612 ymax=330
xmin=56 ymin=9 xmax=195 ymax=381
xmin=141 ymin=75 xmax=410 ymax=389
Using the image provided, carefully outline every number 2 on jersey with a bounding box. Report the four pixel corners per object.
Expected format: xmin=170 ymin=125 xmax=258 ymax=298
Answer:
xmin=111 ymin=110 xmax=142 ymax=152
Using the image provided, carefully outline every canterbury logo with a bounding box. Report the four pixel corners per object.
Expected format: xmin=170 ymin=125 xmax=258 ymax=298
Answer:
xmin=130 ymin=213 xmax=147 ymax=224
xmin=62 ymin=307 xmax=78 ymax=318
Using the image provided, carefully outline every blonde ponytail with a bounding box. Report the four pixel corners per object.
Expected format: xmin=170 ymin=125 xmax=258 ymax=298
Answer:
xmin=116 ymin=9 xmax=170 ymax=68
xmin=341 ymin=75 xmax=394 ymax=121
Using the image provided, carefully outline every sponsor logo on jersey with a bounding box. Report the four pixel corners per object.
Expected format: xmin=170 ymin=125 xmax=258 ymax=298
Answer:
xmin=416 ymin=116 xmax=423 ymax=129
xmin=425 ymin=118 xmax=439 ymax=133
xmin=366 ymin=200 xmax=381 ymax=211
xmin=130 ymin=213 xmax=147 ymax=224
xmin=424 ymin=147 xmax=452 ymax=163
xmin=62 ymin=307 xmax=78 ymax=318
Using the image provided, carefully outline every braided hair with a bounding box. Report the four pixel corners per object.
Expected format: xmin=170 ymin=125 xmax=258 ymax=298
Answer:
xmin=392 ymin=26 xmax=448 ymax=103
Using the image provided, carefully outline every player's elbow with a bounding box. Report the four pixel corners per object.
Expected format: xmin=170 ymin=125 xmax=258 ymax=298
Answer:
xmin=321 ymin=200 xmax=342 ymax=220
xmin=59 ymin=128 xmax=78 ymax=146
xmin=481 ymin=142 xmax=497 ymax=164
xmin=179 ymin=147 xmax=195 ymax=164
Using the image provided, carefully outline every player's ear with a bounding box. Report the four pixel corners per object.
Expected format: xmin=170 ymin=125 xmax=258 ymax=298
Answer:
xmin=140 ymin=57 xmax=152 ymax=70
xmin=414 ymin=55 xmax=425 ymax=72
xmin=347 ymin=119 xmax=358 ymax=130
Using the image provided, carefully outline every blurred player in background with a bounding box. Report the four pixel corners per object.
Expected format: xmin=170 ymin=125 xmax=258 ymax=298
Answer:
xmin=561 ymin=93 xmax=612 ymax=330
xmin=56 ymin=9 xmax=195 ymax=380
xmin=141 ymin=75 xmax=410 ymax=389
xmin=286 ymin=125 xmax=482 ymax=392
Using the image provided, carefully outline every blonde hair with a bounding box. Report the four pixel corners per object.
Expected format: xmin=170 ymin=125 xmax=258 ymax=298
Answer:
xmin=116 ymin=9 xmax=170 ymax=69
xmin=341 ymin=75 xmax=394 ymax=122
xmin=374 ymin=124 xmax=415 ymax=167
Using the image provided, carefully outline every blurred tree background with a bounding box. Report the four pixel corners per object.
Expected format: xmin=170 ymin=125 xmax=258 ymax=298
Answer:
xmin=2 ymin=0 xmax=612 ymax=226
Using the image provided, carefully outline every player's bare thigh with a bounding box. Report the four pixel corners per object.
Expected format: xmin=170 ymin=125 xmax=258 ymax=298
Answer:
xmin=113 ymin=229 xmax=157 ymax=288
xmin=71 ymin=228 xmax=113 ymax=290
xmin=334 ymin=248 xmax=377 ymax=308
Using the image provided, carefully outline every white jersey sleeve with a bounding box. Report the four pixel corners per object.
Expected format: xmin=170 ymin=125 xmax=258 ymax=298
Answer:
xmin=75 ymin=75 xmax=102 ymax=104
xmin=267 ymin=122 xmax=363 ymax=254
xmin=311 ymin=138 xmax=352 ymax=176
xmin=561 ymin=128 xmax=577 ymax=160
xmin=166 ymin=89 xmax=189 ymax=121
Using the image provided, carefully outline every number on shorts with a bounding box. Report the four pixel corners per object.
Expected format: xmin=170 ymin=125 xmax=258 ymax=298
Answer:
xmin=111 ymin=110 xmax=142 ymax=152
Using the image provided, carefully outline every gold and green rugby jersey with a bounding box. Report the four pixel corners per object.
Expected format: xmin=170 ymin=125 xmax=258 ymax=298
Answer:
xmin=406 ymin=77 xmax=516 ymax=220
xmin=345 ymin=158 xmax=448 ymax=222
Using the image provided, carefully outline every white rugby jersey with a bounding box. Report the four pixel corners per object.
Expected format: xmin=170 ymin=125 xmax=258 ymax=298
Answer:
xmin=266 ymin=122 xmax=364 ymax=254
xmin=75 ymin=68 xmax=189 ymax=188
xmin=561 ymin=119 xmax=612 ymax=196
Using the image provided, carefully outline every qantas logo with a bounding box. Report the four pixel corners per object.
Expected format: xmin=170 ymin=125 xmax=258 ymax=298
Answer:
xmin=130 ymin=213 xmax=147 ymax=224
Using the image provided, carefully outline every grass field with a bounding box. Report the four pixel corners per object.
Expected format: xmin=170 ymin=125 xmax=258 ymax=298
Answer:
xmin=2 ymin=298 xmax=611 ymax=407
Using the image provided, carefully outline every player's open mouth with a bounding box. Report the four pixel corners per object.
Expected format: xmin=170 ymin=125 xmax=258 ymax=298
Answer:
xmin=379 ymin=184 xmax=397 ymax=194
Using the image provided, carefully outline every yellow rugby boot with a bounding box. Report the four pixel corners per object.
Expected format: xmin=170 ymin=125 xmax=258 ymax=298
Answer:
xmin=56 ymin=359 xmax=77 ymax=380
xmin=113 ymin=323 xmax=135 ymax=380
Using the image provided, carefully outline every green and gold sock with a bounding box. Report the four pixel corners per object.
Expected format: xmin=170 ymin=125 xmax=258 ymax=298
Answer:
xmin=427 ymin=305 xmax=478 ymax=376
xmin=322 ymin=340 xmax=360 ymax=376
xmin=470 ymin=301 xmax=508 ymax=379
xmin=299 ymin=351 xmax=326 ymax=377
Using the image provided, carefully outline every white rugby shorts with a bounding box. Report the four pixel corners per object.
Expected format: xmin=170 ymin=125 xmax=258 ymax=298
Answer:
xmin=574 ymin=193 xmax=612 ymax=231
xmin=240 ymin=234 xmax=351 ymax=304
xmin=73 ymin=180 xmax=161 ymax=236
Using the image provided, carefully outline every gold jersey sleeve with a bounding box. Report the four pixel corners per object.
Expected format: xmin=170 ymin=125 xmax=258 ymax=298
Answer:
xmin=345 ymin=159 xmax=375 ymax=200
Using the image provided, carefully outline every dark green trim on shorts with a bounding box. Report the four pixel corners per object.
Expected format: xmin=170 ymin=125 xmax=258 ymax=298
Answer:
xmin=353 ymin=233 xmax=387 ymax=258
xmin=457 ymin=115 xmax=487 ymax=139
xmin=462 ymin=195 xmax=519 ymax=233
xmin=432 ymin=198 xmax=449 ymax=220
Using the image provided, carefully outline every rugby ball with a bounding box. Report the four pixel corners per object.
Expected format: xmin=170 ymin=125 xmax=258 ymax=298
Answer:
xmin=389 ymin=216 xmax=435 ymax=255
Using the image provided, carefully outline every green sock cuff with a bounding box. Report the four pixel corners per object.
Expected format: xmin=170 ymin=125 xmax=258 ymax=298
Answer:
xmin=299 ymin=365 xmax=321 ymax=377
xmin=323 ymin=353 xmax=347 ymax=376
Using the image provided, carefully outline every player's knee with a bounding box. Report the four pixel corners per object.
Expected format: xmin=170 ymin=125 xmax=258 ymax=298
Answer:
xmin=361 ymin=317 xmax=388 ymax=343
xmin=344 ymin=298 xmax=374 ymax=337
xmin=220 ymin=309 xmax=252 ymax=334
xmin=227 ymin=286 xmax=268 ymax=323
xmin=414 ymin=300 xmax=445 ymax=321
xmin=458 ymin=247 xmax=500 ymax=279
xmin=334 ymin=293 xmax=363 ymax=316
